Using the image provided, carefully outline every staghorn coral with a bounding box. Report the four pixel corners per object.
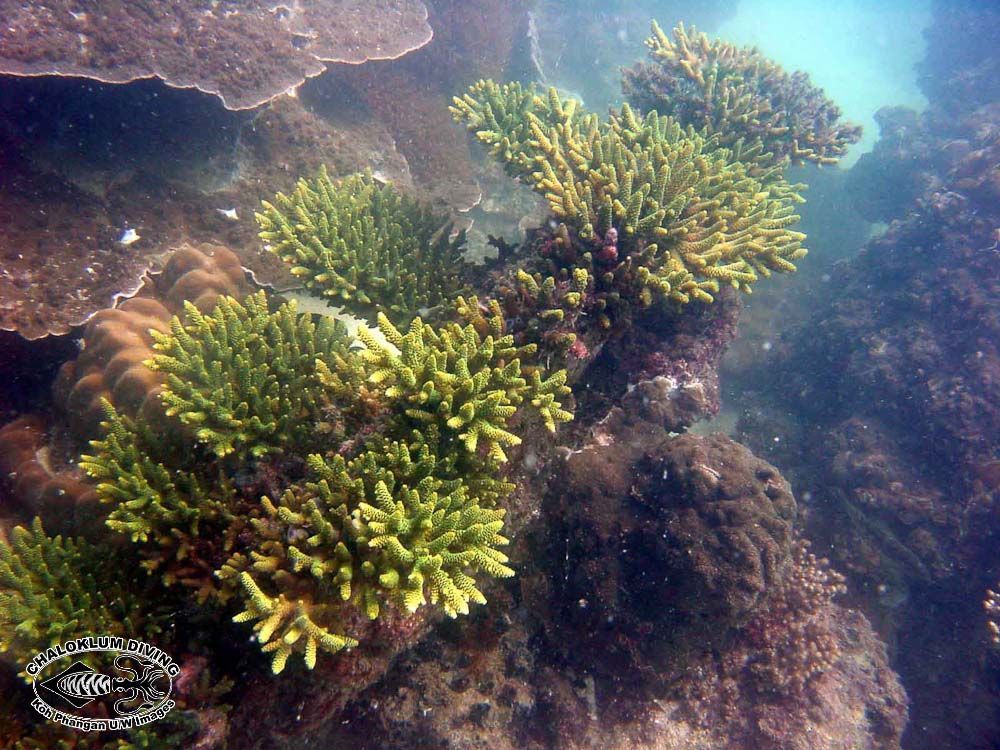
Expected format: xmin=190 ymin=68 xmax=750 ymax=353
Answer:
xmin=451 ymin=80 xmax=808 ymax=307
xmin=488 ymin=265 xmax=591 ymax=350
xmin=0 ymin=518 xmax=151 ymax=671
xmin=357 ymin=304 xmax=572 ymax=464
xmin=0 ymin=518 xmax=226 ymax=748
xmin=256 ymin=167 xmax=471 ymax=326
xmin=623 ymin=21 xmax=862 ymax=168
xmin=77 ymin=288 xmax=571 ymax=675
xmin=148 ymin=291 xmax=351 ymax=459
xmin=220 ymin=438 xmax=515 ymax=673
xmin=79 ymin=400 xmax=241 ymax=600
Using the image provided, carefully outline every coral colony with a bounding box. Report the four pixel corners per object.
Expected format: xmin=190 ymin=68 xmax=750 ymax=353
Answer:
xmin=622 ymin=21 xmax=863 ymax=168
xmin=6 ymin=15 xmax=953 ymax=750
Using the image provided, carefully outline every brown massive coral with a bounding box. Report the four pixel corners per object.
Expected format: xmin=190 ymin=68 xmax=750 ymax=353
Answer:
xmin=622 ymin=21 xmax=862 ymax=167
xmin=547 ymin=432 xmax=800 ymax=671
xmin=0 ymin=0 xmax=433 ymax=110
xmin=0 ymin=242 xmax=250 ymax=540
xmin=299 ymin=428 xmax=905 ymax=750
xmin=0 ymin=416 xmax=99 ymax=534
xmin=53 ymin=242 xmax=250 ymax=440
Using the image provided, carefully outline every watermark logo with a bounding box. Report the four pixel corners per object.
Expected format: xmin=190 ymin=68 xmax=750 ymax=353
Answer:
xmin=26 ymin=636 xmax=178 ymax=732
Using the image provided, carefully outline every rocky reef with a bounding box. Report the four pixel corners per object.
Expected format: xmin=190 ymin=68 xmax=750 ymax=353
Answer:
xmin=730 ymin=2 xmax=1000 ymax=748
xmin=0 ymin=8 xmax=915 ymax=750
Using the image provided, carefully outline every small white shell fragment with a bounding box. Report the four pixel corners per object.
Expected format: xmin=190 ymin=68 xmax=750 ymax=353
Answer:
xmin=118 ymin=228 xmax=140 ymax=245
xmin=217 ymin=207 xmax=239 ymax=220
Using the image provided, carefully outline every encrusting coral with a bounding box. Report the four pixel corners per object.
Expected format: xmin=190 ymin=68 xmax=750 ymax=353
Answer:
xmin=256 ymin=167 xmax=471 ymax=326
xmin=450 ymin=79 xmax=808 ymax=309
xmin=742 ymin=539 xmax=848 ymax=695
xmin=622 ymin=21 xmax=862 ymax=168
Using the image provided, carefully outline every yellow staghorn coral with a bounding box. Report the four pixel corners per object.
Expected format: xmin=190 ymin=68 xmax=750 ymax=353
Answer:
xmin=451 ymin=80 xmax=808 ymax=304
xmin=218 ymin=437 xmax=516 ymax=673
xmin=356 ymin=302 xmax=572 ymax=464
xmin=623 ymin=21 xmax=862 ymax=169
xmin=228 ymin=570 xmax=359 ymax=674
xmin=78 ymin=289 xmax=572 ymax=676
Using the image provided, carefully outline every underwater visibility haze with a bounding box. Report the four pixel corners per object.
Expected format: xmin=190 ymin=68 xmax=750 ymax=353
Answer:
xmin=0 ymin=1 xmax=997 ymax=748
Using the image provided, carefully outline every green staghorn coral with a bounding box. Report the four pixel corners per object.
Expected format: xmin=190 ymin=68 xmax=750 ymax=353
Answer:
xmin=256 ymin=167 xmax=471 ymax=326
xmin=451 ymin=80 xmax=808 ymax=306
xmin=622 ymin=21 xmax=862 ymax=168
xmin=80 ymin=399 xmax=241 ymax=599
xmin=220 ymin=437 xmax=515 ymax=673
xmin=74 ymin=289 xmax=571 ymax=675
xmin=148 ymin=291 xmax=352 ymax=459
xmin=0 ymin=518 xmax=152 ymax=671
xmin=357 ymin=302 xmax=572 ymax=464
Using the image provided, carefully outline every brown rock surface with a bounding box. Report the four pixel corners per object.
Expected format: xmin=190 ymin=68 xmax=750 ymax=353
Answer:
xmin=0 ymin=0 xmax=432 ymax=110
